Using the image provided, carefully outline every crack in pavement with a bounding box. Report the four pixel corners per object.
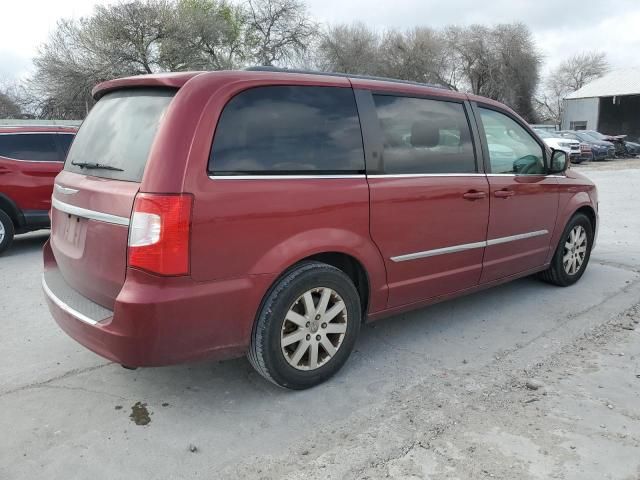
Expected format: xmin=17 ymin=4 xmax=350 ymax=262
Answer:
xmin=0 ymin=362 xmax=112 ymax=399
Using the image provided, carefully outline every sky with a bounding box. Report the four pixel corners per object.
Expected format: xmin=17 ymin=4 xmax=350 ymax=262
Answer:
xmin=1 ymin=0 xmax=640 ymax=82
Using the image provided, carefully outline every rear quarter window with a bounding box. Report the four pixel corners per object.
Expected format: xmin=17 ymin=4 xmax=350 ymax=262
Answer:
xmin=65 ymin=89 xmax=175 ymax=182
xmin=209 ymin=86 xmax=365 ymax=175
xmin=0 ymin=133 xmax=61 ymax=161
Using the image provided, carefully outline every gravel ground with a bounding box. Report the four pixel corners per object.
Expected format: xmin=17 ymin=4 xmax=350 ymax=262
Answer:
xmin=1 ymin=163 xmax=639 ymax=479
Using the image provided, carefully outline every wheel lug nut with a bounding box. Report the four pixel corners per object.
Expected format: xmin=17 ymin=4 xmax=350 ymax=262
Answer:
xmin=306 ymin=334 xmax=311 ymax=341
xmin=315 ymin=315 xmax=321 ymax=320
xmin=321 ymin=323 xmax=327 ymax=329
xmin=316 ymin=335 xmax=321 ymax=341
xmin=305 ymin=322 xmax=310 ymax=327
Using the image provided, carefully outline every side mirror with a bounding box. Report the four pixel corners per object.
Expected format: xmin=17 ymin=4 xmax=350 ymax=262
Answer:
xmin=549 ymin=149 xmax=569 ymax=174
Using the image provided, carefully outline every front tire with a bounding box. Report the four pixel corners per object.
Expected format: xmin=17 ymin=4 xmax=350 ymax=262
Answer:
xmin=0 ymin=209 xmax=15 ymax=255
xmin=538 ymin=213 xmax=593 ymax=286
xmin=248 ymin=261 xmax=361 ymax=389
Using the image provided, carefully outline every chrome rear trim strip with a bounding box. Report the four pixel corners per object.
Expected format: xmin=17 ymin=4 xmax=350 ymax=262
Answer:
xmin=391 ymin=229 xmax=549 ymax=262
xmin=52 ymin=198 xmax=130 ymax=226
xmin=54 ymin=184 xmax=79 ymax=195
xmin=42 ymin=275 xmax=100 ymax=326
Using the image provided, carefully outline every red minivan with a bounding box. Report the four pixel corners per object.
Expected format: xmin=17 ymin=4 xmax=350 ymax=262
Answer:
xmin=0 ymin=125 xmax=76 ymax=253
xmin=43 ymin=69 xmax=598 ymax=389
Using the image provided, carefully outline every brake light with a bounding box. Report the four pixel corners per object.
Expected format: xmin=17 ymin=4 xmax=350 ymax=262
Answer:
xmin=128 ymin=193 xmax=193 ymax=276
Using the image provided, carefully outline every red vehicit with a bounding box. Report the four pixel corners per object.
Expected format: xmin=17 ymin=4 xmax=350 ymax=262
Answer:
xmin=43 ymin=68 xmax=598 ymax=389
xmin=0 ymin=125 xmax=76 ymax=253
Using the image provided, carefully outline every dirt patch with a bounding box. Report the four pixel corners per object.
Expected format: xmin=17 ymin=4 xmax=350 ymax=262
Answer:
xmin=129 ymin=402 xmax=151 ymax=426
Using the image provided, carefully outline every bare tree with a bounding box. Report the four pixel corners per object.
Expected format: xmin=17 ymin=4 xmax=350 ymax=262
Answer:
xmin=446 ymin=23 xmax=540 ymax=121
xmin=536 ymin=51 xmax=609 ymax=123
xmin=555 ymin=51 xmax=609 ymax=92
xmin=0 ymin=91 xmax=21 ymax=119
xmin=245 ymin=0 xmax=317 ymax=66
xmin=28 ymin=1 xmax=174 ymax=118
xmin=378 ymin=27 xmax=455 ymax=87
xmin=316 ymin=23 xmax=380 ymax=75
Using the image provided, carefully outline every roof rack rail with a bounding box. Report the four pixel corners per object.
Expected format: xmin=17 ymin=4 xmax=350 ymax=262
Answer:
xmin=244 ymin=66 xmax=450 ymax=90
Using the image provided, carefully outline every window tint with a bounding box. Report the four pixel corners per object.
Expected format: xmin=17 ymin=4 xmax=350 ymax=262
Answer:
xmin=372 ymin=95 xmax=476 ymax=174
xmin=479 ymin=108 xmax=545 ymax=175
xmin=210 ymin=86 xmax=364 ymax=174
xmin=65 ymin=89 xmax=175 ymax=182
xmin=0 ymin=133 xmax=61 ymax=161
xmin=57 ymin=134 xmax=75 ymax=159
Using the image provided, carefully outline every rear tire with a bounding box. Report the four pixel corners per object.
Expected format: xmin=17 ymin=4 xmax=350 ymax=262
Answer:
xmin=0 ymin=209 xmax=15 ymax=255
xmin=538 ymin=213 xmax=593 ymax=287
xmin=248 ymin=261 xmax=361 ymax=390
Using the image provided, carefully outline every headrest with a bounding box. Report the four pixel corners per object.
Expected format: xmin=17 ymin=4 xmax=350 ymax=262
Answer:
xmin=411 ymin=120 xmax=440 ymax=148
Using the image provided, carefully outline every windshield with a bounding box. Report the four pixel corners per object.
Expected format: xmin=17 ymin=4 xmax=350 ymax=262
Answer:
xmin=574 ymin=132 xmax=593 ymax=142
xmin=534 ymin=129 xmax=553 ymax=138
xmin=585 ymin=130 xmax=606 ymax=140
xmin=65 ymin=88 xmax=175 ymax=182
xmin=582 ymin=131 xmax=605 ymax=142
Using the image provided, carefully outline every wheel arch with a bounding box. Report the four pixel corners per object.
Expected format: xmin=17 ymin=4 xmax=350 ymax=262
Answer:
xmin=0 ymin=193 xmax=23 ymax=228
xmin=250 ymin=228 xmax=388 ymax=315
xmin=574 ymin=205 xmax=596 ymax=231
xmin=546 ymin=193 xmax=597 ymax=264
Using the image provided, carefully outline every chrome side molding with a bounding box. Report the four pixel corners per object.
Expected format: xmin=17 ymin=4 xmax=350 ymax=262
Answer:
xmin=52 ymin=198 xmax=130 ymax=226
xmin=391 ymin=230 xmax=549 ymax=262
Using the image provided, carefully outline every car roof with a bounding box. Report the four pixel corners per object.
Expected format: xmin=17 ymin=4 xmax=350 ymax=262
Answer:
xmin=0 ymin=125 xmax=78 ymax=134
xmin=93 ymin=69 xmax=477 ymax=105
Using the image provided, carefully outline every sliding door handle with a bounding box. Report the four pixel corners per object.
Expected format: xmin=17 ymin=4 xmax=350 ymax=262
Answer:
xmin=462 ymin=190 xmax=487 ymax=201
xmin=494 ymin=189 xmax=515 ymax=198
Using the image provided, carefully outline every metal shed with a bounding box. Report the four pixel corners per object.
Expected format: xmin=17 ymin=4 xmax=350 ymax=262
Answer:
xmin=561 ymin=68 xmax=640 ymax=141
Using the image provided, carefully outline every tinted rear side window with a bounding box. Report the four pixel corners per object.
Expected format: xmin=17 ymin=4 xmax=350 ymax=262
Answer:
xmin=65 ymin=89 xmax=175 ymax=182
xmin=57 ymin=134 xmax=75 ymax=159
xmin=210 ymin=86 xmax=365 ymax=175
xmin=0 ymin=133 xmax=61 ymax=161
xmin=372 ymin=95 xmax=476 ymax=174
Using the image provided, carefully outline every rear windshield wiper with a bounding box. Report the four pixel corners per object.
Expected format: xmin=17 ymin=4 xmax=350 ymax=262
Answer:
xmin=71 ymin=161 xmax=124 ymax=172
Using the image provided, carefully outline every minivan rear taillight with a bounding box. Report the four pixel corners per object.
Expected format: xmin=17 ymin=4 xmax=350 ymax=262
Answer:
xmin=128 ymin=193 xmax=193 ymax=276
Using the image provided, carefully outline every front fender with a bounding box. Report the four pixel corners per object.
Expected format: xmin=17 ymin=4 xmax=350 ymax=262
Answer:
xmin=546 ymin=190 xmax=595 ymax=263
xmin=250 ymin=228 xmax=388 ymax=314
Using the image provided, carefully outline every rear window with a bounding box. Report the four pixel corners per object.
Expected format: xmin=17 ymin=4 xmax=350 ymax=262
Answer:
xmin=209 ymin=86 xmax=365 ymax=175
xmin=65 ymin=89 xmax=175 ymax=182
xmin=0 ymin=133 xmax=61 ymax=161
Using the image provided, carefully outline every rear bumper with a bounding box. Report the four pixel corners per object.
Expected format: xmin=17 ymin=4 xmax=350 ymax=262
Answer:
xmin=43 ymin=240 xmax=275 ymax=367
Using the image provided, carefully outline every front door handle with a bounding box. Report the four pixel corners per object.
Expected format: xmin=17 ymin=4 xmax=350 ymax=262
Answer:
xmin=462 ymin=190 xmax=487 ymax=201
xmin=494 ymin=189 xmax=515 ymax=198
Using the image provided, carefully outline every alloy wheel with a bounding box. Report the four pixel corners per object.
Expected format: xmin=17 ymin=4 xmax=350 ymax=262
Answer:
xmin=0 ymin=220 xmax=4 ymax=243
xmin=281 ymin=287 xmax=348 ymax=371
xmin=563 ymin=225 xmax=587 ymax=275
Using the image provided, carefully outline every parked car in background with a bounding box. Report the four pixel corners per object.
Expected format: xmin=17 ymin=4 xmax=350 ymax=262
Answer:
xmin=533 ymin=129 xmax=585 ymax=163
xmin=43 ymin=69 xmax=597 ymax=390
xmin=0 ymin=125 xmax=77 ymax=253
xmin=584 ymin=130 xmax=640 ymax=157
xmin=558 ymin=130 xmax=615 ymax=161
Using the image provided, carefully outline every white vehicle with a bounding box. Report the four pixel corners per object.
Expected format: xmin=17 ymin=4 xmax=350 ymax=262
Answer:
xmin=533 ymin=129 xmax=582 ymax=163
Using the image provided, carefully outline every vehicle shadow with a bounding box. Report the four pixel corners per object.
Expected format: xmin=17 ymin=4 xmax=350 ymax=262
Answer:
xmin=41 ymin=261 xmax=632 ymax=469
xmin=2 ymin=230 xmax=50 ymax=258
xmin=101 ymin=262 xmax=617 ymax=407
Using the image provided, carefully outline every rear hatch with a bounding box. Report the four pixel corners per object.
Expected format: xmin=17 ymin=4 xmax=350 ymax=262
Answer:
xmin=50 ymin=88 xmax=175 ymax=309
